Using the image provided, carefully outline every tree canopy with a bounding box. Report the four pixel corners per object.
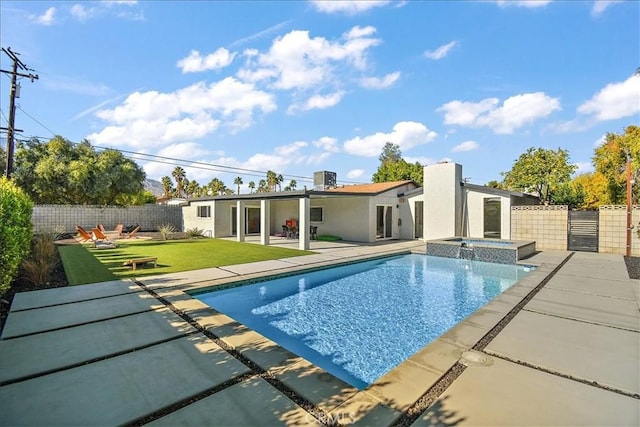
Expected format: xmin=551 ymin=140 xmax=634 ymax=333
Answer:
xmin=372 ymin=142 xmax=423 ymax=185
xmin=502 ymin=147 xmax=576 ymax=204
xmin=592 ymin=125 xmax=640 ymax=204
xmin=13 ymin=136 xmax=146 ymax=206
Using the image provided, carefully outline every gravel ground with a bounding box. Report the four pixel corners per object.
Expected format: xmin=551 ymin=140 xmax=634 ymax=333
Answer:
xmin=623 ymin=256 xmax=640 ymax=279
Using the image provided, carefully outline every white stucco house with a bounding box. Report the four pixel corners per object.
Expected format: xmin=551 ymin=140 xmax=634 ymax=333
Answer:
xmin=182 ymin=163 xmax=538 ymax=249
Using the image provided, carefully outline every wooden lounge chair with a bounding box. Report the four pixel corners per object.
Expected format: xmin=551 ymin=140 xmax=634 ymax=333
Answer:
xmin=98 ymin=224 xmax=107 ymax=233
xmin=92 ymin=227 xmax=109 ymax=241
xmin=76 ymin=226 xmax=93 ymax=242
xmin=91 ymin=228 xmax=117 ymax=249
xmin=124 ymin=225 xmax=140 ymax=239
xmin=114 ymin=224 xmax=123 ymax=237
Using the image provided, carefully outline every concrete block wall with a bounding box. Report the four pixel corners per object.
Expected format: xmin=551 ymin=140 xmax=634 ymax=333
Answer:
xmin=32 ymin=204 xmax=183 ymax=234
xmin=510 ymin=205 xmax=568 ymax=250
xmin=599 ymin=205 xmax=640 ymax=256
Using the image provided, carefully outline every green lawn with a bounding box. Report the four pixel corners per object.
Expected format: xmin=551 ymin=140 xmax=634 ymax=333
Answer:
xmin=58 ymin=238 xmax=314 ymax=285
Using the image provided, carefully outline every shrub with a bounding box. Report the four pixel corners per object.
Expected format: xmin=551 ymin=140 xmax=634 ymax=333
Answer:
xmin=0 ymin=177 xmax=34 ymax=295
xmin=21 ymin=234 xmax=58 ymax=285
xmin=185 ymin=227 xmax=205 ymax=238
xmin=158 ymin=223 xmax=177 ymax=240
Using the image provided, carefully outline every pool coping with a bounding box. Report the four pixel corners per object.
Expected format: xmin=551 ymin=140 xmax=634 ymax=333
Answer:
xmin=141 ymin=247 xmax=566 ymax=424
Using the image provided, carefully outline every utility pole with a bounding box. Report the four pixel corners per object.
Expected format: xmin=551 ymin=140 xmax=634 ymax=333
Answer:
xmin=1 ymin=47 xmax=38 ymax=179
xmin=625 ymin=150 xmax=633 ymax=257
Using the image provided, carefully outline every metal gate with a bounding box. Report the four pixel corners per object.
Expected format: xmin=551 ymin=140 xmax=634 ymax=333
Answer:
xmin=567 ymin=210 xmax=599 ymax=252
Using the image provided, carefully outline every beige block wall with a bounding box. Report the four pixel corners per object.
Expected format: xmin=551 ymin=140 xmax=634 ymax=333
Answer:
xmin=599 ymin=206 xmax=640 ymax=256
xmin=510 ymin=205 xmax=568 ymax=250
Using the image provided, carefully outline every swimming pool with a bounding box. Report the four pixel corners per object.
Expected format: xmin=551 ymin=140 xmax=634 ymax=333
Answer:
xmin=194 ymin=254 xmax=532 ymax=389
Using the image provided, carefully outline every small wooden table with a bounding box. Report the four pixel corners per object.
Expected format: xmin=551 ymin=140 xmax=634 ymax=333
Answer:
xmin=123 ymin=257 xmax=157 ymax=271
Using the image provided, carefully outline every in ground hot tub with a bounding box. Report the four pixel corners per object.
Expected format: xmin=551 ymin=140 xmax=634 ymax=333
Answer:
xmin=425 ymin=237 xmax=536 ymax=264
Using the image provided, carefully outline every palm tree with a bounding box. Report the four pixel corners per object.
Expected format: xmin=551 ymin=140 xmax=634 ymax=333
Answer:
xmin=266 ymin=170 xmax=278 ymax=192
xmin=208 ymin=178 xmax=225 ymax=195
xmin=277 ymin=174 xmax=284 ymax=191
xmin=258 ymin=179 xmax=268 ymax=193
xmin=186 ymin=180 xmax=200 ymax=198
xmin=234 ymin=176 xmax=243 ymax=195
xmin=160 ymin=176 xmax=173 ymax=198
xmin=171 ymin=166 xmax=186 ymax=198
xmin=248 ymin=181 xmax=256 ymax=193
xmin=289 ymin=179 xmax=297 ymax=190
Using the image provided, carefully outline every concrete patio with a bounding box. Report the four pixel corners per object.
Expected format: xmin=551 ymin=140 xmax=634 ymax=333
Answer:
xmin=0 ymin=240 xmax=638 ymax=426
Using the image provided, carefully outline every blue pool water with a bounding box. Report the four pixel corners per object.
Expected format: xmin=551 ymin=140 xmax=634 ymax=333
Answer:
xmin=194 ymin=254 xmax=532 ymax=389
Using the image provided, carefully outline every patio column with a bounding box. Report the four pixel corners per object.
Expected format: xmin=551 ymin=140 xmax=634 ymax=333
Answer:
xmin=260 ymin=199 xmax=270 ymax=245
xmin=236 ymin=200 xmax=245 ymax=242
xmin=298 ymin=197 xmax=310 ymax=250
xmin=210 ymin=200 xmax=217 ymax=238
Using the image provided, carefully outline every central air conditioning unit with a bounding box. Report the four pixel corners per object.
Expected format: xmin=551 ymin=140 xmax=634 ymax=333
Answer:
xmin=313 ymin=171 xmax=337 ymax=190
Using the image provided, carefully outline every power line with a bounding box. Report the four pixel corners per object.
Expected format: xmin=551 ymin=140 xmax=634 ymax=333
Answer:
xmin=13 ymin=100 xmax=368 ymax=185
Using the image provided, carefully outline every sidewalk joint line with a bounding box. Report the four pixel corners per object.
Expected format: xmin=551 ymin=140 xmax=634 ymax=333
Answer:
xmin=484 ymin=351 xmax=640 ymax=400
xmin=0 ymin=331 xmax=195 ymax=387
xmin=521 ymin=308 xmax=639 ymax=333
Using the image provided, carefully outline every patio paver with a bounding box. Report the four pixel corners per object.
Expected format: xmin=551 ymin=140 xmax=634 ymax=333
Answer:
xmin=485 ymin=309 xmax=640 ymax=395
xmin=1 ymin=290 xmax=165 ymax=339
xmin=410 ymin=355 xmax=638 ymax=427
xmin=0 ymin=307 xmax=194 ymax=384
xmin=148 ymin=377 xmax=316 ymax=426
xmin=0 ymin=334 xmax=250 ymax=426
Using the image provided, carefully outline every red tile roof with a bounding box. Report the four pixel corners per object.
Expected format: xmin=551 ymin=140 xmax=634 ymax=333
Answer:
xmin=322 ymin=180 xmax=415 ymax=194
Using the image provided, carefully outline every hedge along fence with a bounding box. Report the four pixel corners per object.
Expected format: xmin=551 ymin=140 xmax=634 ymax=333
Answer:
xmin=32 ymin=204 xmax=183 ymax=234
xmin=0 ymin=177 xmax=34 ymax=295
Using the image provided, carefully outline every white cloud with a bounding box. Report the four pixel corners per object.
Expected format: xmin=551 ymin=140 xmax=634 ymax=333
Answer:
xmin=577 ymin=74 xmax=640 ymax=121
xmin=495 ymin=0 xmax=553 ymax=8
xmin=288 ymin=91 xmax=345 ymax=113
xmin=437 ymin=92 xmax=561 ymax=134
xmin=591 ymin=0 xmax=622 ymax=16
xmin=88 ymin=78 xmax=276 ymax=148
xmin=31 ymin=7 xmax=56 ymax=25
xmin=238 ymin=26 xmax=380 ymax=90
xmin=424 ymin=41 xmax=458 ymax=60
xmin=102 ymin=1 xmax=138 ymax=5
xmin=177 ymin=48 xmax=236 ymax=73
xmin=313 ymin=136 xmax=340 ymax=152
xmin=574 ymin=161 xmax=595 ymax=175
xmin=310 ymin=0 xmax=392 ymax=15
xmin=343 ymin=121 xmax=438 ymax=157
xmin=359 ymin=72 xmax=401 ymax=89
xmin=70 ymin=4 xmax=94 ymax=22
xmin=405 ymin=156 xmax=438 ymax=165
xmin=452 ymin=140 xmax=479 ymax=152
xmin=347 ymin=169 xmax=365 ymax=179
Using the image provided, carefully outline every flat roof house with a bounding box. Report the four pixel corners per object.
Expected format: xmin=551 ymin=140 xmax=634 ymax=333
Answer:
xmin=182 ymin=164 xmax=538 ymax=248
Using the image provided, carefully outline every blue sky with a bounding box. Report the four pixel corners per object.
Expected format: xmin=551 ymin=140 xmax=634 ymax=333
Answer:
xmin=1 ymin=0 xmax=638 ymax=190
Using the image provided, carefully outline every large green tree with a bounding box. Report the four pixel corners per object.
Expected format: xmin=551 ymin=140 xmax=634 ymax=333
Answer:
xmin=13 ymin=136 xmax=145 ymax=205
xmin=502 ymin=147 xmax=576 ymax=204
xmin=372 ymin=142 xmax=423 ymax=185
xmin=593 ymin=125 xmax=640 ymax=204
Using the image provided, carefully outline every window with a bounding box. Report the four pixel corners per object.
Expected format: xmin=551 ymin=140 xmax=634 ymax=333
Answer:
xmin=310 ymin=206 xmax=323 ymax=222
xmin=197 ymin=205 xmax=211 ymax=218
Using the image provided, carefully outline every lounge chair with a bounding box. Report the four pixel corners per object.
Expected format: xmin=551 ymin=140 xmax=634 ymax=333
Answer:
xmin=91 ymin=228 xmax=117 ymax=248
xmin=92 ymin=227 xmax=109 ymax=241
xmin=114 ymin=224 xmax=123 ymax=237
xmin=76 ymin=226 xmax=93 ymax=242
xmin=124 ymin=225 xmax=140 ymax=239
xmin=98 ymin=224 xmax=107 ymax=233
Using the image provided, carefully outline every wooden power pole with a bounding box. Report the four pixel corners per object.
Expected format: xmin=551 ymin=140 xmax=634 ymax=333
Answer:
xmin=1 ymin=47 xmax=38 ymax=179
